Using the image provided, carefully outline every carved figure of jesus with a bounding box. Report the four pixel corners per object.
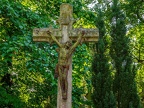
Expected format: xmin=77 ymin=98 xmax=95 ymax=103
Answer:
xmin=48 ymin=30 xmax=85 ymax=100
xmin=55 ymin=41 xmax=72 ymax=100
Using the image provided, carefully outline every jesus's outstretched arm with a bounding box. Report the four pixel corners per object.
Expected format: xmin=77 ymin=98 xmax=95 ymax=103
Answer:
xmin=47 ymin=30 xmax=62 ymax=48
xmin=68 ymin=31 xmax=85 ymax=57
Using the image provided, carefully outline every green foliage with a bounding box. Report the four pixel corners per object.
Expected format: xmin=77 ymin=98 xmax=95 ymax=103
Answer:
xmin=0 ymin=0 xmax=58 ymax=107
xmin=0 ymin=86 xmax=25 ymax=107
xmin=73 ymin=44 xmax=93 ymax=107
xmin=123 ymin=0 xmax=144 ymax=24
xmin=91 ymin=8 xmax=116 ymax=108
xmin=110 ymin=0 xmax=141 ymax=107
xmin=104 ymin=91 xmax=116 ymax=108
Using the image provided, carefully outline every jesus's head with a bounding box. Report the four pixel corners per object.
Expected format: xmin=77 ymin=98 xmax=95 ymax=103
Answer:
xmin=64 ymin=40 xmax=72 ymax=49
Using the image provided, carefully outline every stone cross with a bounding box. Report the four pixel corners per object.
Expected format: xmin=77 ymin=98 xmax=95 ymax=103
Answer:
xmin=33 ymin=3 xmax=99 ymax=108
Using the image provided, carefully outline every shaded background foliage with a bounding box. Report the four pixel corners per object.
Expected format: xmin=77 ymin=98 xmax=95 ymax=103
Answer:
xmin=0 ymin=0 xmax=144 ymax=108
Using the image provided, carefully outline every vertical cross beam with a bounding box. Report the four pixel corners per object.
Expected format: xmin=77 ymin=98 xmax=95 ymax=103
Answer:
xmin=33 ymin=3 xmax=99 ymax=108
xmin=57 ymin=4 xmax=73 ymax=108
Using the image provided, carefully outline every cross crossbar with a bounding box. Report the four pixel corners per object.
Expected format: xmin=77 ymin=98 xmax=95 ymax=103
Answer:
xmin=33 ymin=28 xmax=99 ymax=42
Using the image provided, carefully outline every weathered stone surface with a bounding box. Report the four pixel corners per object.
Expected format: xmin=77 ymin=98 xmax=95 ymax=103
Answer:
xmin=33 ymin=28 xmax=99 ymax=42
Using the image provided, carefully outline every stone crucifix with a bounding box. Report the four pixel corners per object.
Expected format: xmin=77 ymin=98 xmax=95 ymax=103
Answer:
xmin=33 ymin=3 xmax=99 ymax=108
